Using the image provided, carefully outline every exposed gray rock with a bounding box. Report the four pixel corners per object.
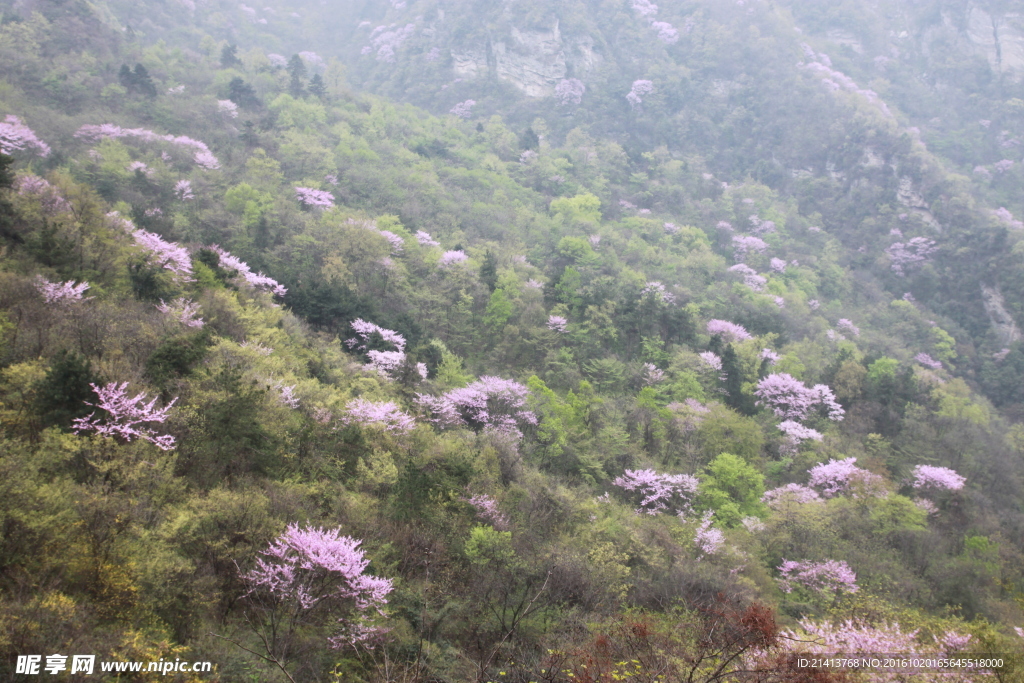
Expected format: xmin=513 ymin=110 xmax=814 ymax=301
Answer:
xmin=981 ymin=284 xmax=1023 ymax=346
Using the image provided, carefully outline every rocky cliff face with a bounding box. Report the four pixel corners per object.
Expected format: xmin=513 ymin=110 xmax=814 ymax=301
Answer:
xmin=924 ymin=4 xmax=1024 ymax=74
xmin=450 ymin=20 xmax=599 ymax=97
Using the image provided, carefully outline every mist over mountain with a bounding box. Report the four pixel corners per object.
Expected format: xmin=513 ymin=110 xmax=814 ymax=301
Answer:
xmin=1 ymin=0 xmax=1023 ymax=680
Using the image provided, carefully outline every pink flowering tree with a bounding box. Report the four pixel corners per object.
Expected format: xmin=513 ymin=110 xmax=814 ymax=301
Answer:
xmin=706 ymin=319 xmax=752 ymax=342
xmin=34 ymin=276 xmax=92 ymax=304
xmin=71 ymin=382 xmax=177 ymax=450
xmin=209 ymin=246 xmax=287 ymax=296
xmin=547 ymin=315 xmax=568 ymax=333
xmin=416 ymin=376 xmax=537 ymax=440
xmin=727 ymin=264 xmax=767 ymax=292
xmin=778 ymin=420 xmax=823 ymax=444
xmin=295 ymin=187 xmax=335 ymax=209
xmin=807 ymin=458 xmax=885 ymax=498
xmin=75 ymin=124 xmax=219 ymax=169
xmin=15 ymin=175 xmax=70 ymax=214
xmin=174 ymin=179 xmax=195 ymax=200
xmin=914 ymin=352 xmax=942 ymax=369
xmin=438 ymin=250 xmax=468 ymax=267
xmin=236 ymin=524 xmax=393 ymax=675
xmin=0 ymin=115 xmax=51 ymax=156
xmin=754 ymin=374 xmax=844 ymax=421
xmin=777 ymin=559 xmax=858 ymax=595
xmin=555 ymin=78 xmax=585 ymax=107
xmin=762 ymin=483 xmax=822 ymax=509
xmin=118 ymin=215 xmax=194 ymax=282
xmin=693 ymin=511 xmax=724 ymax=557
xmin=463 ymin=494 xmax=510 ymax=530
xmin=156 ymin=298 xmax=204 ymax=328
xmin=612 ymin=468 xmax=699 ymax=515
xmin=911 ymin=465 xmax=965 ymax=492
xmin=886 ymin=237 xmax=938 ymax=276
xmin=732 ymin=235 xmax=768 ymax=259
xmin=450 ymin=100 xmax=476 ymax=119
xmin=626 ymin=80 xmax=654 ymax=109
xmin=415 ymin=230 xmax=440 ymax=247
xmin=340 ymin=399 xmax=416 ymax=433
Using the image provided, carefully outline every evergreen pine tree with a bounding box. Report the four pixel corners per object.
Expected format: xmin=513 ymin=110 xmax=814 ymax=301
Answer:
xmin=287 ymin=54 xmax=306 ymax=97
xmin=308 ymin=73 xmax=327 ymax=99
xmin=479 ymin=250 xmax=498 ymax=292
xmin=220 ymin=43 xmax=240 ymax=68
xmin=228 ymin=76 xmax=260 ymax=109
xmin=132 ymin=64 xmax=157 ymax=97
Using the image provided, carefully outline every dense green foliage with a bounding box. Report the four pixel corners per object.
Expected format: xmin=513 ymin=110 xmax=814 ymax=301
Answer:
xmin=1 ymin=0 xmax=1024 ymax=680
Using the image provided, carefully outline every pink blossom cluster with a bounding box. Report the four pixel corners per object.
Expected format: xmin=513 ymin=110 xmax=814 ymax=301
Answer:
xmin=626 ymin=80 xmax=654 ymax=108
xmin=217 ymin=100 xmax=239 ymax=118
xmin=974 ymin=165 xmax=993 ymax=180
xmin=991 ymin=207 xmax=1024 ymax=229
xmin=416 ymin=376 xmax=537 ymax=440
xmin=243 ymin=524 xmax=393 ymax=648
xmin=706 ymin=319 xmax=752 ymax=342
xmin=464 ymin=494 xmax=509 ymax=530
xmin=836 ymin=318 xmax=860 ymax=337
xmin=886 ymin=237 xmax=938 ymax=276
xmin=0 ymin=115 xmax=50 ymax=157
xmin=366 ymin=350 xmax=406 ymax=377
xmin=914 ymin=352 xmax=942 ymax=369
xmin=299 ymin=51 xmax=324 ymax=70
xmin=994 ymin=159 xmax=1015 ymax=173
xmin=778 ymin=420 xmax=823 ymax=442
xmin=34 ymin=276 xmax=92 ymax=304
xmin=588 ymin=234 xmax=601 ymax=248
xmin=612 ymin=468 xmax=699 ymax=515
xmin=716 ymin=220 xmax=733 ymax=231
xmin=731 ymin=234 xmax=768 ymax=259
xmin=650 ymin=21 xmax=679 ymax=44
xmin=759 ymin=348 xmax=780 ymax=365
xmin=415 ymin=230 xmax=440 ymax=247
xmin=642 ymin=281 xmax=676 ymax=304
xmin=156 ymin=298 xmax=204 ymax=328
xmin=71 ymin=382 xmax=177 ymax=450
xmin=438 ymin=250 xmax=468 ymax=267
xmin=777 ymin=559 xmax=858 ymax=594
xmin=295 ymin=186 xmax=335 ymax=208
xmin=727 ymin=264 xmax=767 ymax=292
xmin=378 ymin=230 xmax=404 ymax=253
xmin=698 ymin=351 xmax=723 ymax=372
xmin=276 ymin=384 xmax=300 ymax=409
xmin=267 ymin=53 xmax=288 ymax=68
xmin=769 ymin=257 xmax=787 ymax=273
xmin=209 ymin=246 xmax=287 ymax=296
xmin=555 ymin=78 xmax=585 ymax=107
xmin=693 ymin=511 xmax=724 ymax=556
xmin=911 ymin=465 xmax=965 ymax=491
xmin=363 ymin=23 xmax=415 ymax=62
xmin=664 ymin=222 xmax=681 ymax=234
xmin=762 ymin=483 xmax=822 ymax=508
xmin=778 ymin=619 xmax=972 ymax=676
xmin=75 ymin=124 xmax=219 ymax=170
xmin=643 ymin=363 xmax=665 ymax=385
xmin=174 ymin=179 xmax=194 ymax=200
xmin=345 ymin=319 xmax=407 ymax=352
xmin=547 ymin=315 xmax=568 ymax=333
xmin=16 ymin=175 xmax=71 ymax=214
xmin=754 ymin=373 xmax=844 ymax=421
xmin=450 ymin=100 xmax=476 ymax=119
xmin=131 ymin=227 xmax=194 ymax=281
xmin=748 ymin=215 xmax=776 ymax=235
xmin=799 ymin=52 xmax=894 ymax=119
xmin=127 ymin=161 xmax=152 ymax=176
xmin=631 ymin=0 xmax=658 ymax=17
xmin=807 ymin=458 xmax=885 ymax=497
xmin=341 ymin=398 xmax=416 ymax=432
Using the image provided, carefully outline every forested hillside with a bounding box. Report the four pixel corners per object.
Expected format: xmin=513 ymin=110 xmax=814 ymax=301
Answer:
xmin=1 ymin=0 xmax=1023 ymax=680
